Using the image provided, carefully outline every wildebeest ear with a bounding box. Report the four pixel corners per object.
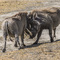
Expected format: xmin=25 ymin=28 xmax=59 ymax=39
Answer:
xmin=27 ymin=12 xmax=32 ymax=19
xmin=16 ymin=15 xmax=21 ymax=20
xmin=33 ymin=13 xmax=37 ymax=18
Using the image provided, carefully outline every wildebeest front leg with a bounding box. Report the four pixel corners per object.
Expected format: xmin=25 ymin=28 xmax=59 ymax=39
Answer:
xmin=25 ymin=29 xmax=32 ymax=38
xmin=49 ymin=28 xmax=54 ymax=42
xmin=2 ymin=33 xmax=7 ymax=52
xmin=33 ymin=29 xmax=43 ymax=45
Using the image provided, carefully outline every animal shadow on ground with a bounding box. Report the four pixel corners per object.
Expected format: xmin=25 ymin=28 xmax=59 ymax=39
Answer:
xmin=54 ymin=39 xmax=60 ymax=42
xmin=23 ymin=39 xmax=60 ymax=49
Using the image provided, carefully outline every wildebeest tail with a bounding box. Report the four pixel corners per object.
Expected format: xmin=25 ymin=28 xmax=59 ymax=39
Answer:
xmin=2 ymin=21 xmax=13 ymax=42
xmin=5 ymin=21 xmax=9 ymax=35
xmin=2 ymin=21 xmax=9 ymax=36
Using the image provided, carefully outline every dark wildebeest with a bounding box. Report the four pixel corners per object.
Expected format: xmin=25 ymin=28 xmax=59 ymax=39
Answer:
xmin=29 ymin=12 xmax=54 ymax=44
xmin=2 ymin=12 xmax=27 ymax=52
xmin=31 ymin=7 xmax=60 ymax=38
xmin=27 ymin=7 xmax=60 ymax=44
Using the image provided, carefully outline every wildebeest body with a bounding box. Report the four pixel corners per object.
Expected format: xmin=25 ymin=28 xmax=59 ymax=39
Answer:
xmin=2 ymin=12 xmax=27 ymax=52
xmin=49 ymin=13 xmax=60 ymax=29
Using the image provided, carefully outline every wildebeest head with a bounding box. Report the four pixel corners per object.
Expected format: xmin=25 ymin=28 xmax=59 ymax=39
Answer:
xmin=29 ymin=19 xmax=41 ymax=39
xmin=27 ymin=12 xmax=41 ymax=39
xmin=24 ymin=12 xmax=37 ymax=38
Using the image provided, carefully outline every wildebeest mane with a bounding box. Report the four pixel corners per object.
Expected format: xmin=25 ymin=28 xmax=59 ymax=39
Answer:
xmin=6 ymin=12 xmax=27 ymax=19
xmin=32 ymin=7 xmax=60 ymax=14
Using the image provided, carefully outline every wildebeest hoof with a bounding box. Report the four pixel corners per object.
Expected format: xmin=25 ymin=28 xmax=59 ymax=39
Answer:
xmin=51 ymin=39 xmax=54 ymax=43
xmin=29 ymin=35 xmax=35 ymax=39
xmin=18 ymin=44 xmax=26 ymax=50
xmin=30 ymin=36 xmax=33 ymax=39
xmin=23 ymin=44 xmax=26 ymax=46
xmin=21 ymin=44 xmax=25 ymax=48
xmin=18 ymin=46 xmax=24 ymax=50
xmin=18 ymin=47 xmax=20 ymax=50
xmin=51 ymin=40 xmax=54 ymax=43
xmin=2 ymin=49 xmax=6 ymax=52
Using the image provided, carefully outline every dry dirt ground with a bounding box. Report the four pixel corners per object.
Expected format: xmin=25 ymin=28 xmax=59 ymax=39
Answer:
xmin=0 ymin=0 xmax=60 ymax=60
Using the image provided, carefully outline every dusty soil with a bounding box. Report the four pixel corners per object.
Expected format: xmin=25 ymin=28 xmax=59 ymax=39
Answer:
xmin=0 ymin=0 xmax=60 ymax=60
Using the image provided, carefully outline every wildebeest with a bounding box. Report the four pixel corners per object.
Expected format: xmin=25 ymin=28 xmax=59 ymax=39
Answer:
xmin=27 ymin=7 xmax=60 ymax=44
xmin=28 ymin=12 xmax=54 ymax=44
xmin=2 ymin=12 xmax=27 ymax=52
xmin=31 ymin=7 xmax=60 ymax=38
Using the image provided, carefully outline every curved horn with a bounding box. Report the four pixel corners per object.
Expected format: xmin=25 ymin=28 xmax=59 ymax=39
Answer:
xmin=33 ymin=20 xmax=40 ymax=25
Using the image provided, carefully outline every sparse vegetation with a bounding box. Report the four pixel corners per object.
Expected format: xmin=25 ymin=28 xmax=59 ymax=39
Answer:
xmin=0 ymin=1 xmax=42 ymax=14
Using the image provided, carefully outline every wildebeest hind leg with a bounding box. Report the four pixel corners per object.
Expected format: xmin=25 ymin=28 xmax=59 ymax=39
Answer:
xmin=33 ymin=29 xmax=43 ymax=45
xmin=2 ymin=33 xmax=7 ymax=52
xmin=14 ymin=34 xmax=20 ymax=47
xmin=49 ymin=28 xmax=54 ymax=42
xmin=19 ymin=30 xmax=26 ymax=50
